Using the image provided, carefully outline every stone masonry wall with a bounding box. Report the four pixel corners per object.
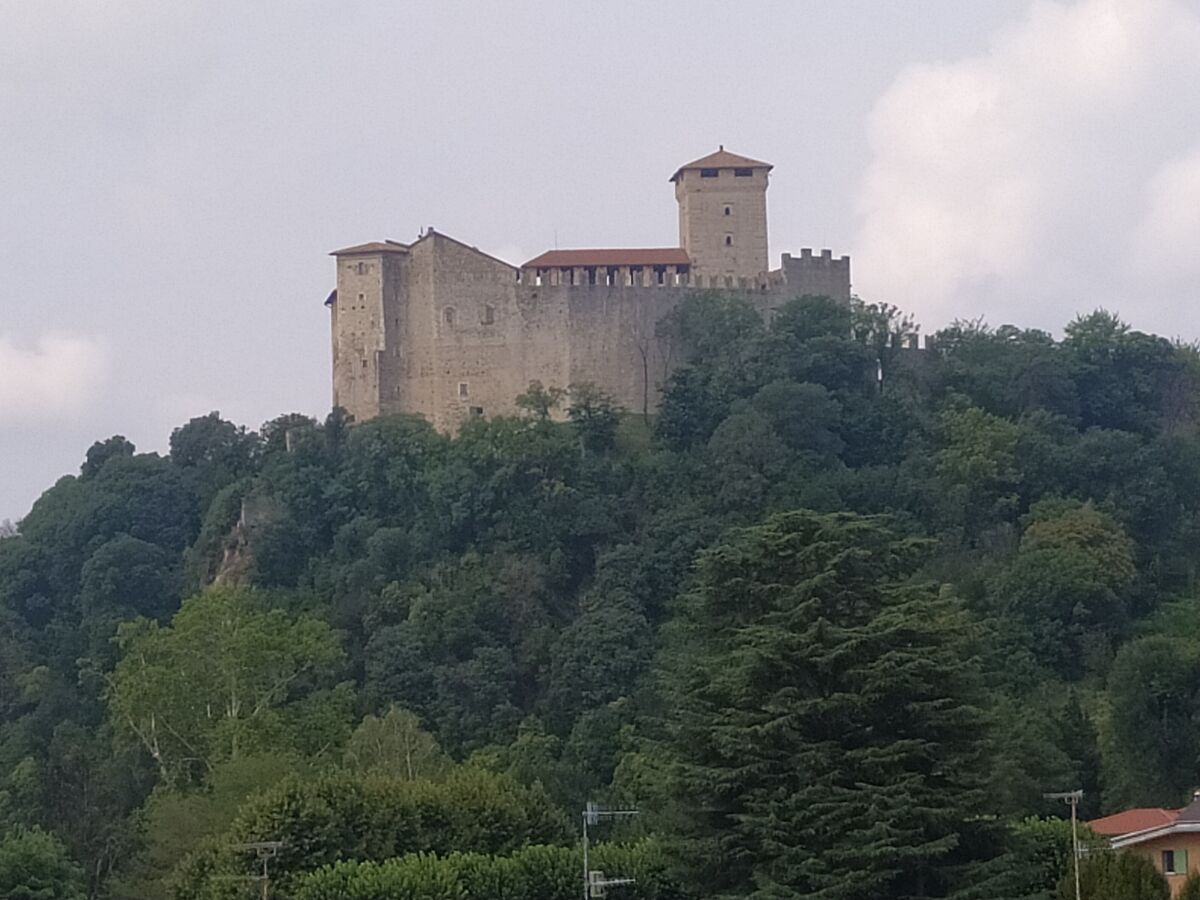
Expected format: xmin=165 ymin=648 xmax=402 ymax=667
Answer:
xmin=334 ymin=237 xmax=851 ymax=430
xmin=676 ymin=166 xmax=769 ymax=279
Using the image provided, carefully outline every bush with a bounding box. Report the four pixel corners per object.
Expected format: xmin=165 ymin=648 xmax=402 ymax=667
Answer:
xmin=173 ymin=768 xmax=571 ymax=898
xmin=0 ymin=827 xmax=86 ymax=900
xmin=1056 ymin=851 xmax=1168 ymax=900
xmin=293 ymin=840 xmax=682 ymax=900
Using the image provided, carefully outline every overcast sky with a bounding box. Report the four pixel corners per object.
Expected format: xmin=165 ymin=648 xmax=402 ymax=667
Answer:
xmin=4 ymin=0 xmax=1200 ymax=521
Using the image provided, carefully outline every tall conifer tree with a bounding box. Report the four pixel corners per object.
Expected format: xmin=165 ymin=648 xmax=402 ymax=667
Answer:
xmin=663 ymin=510 xmax=994 ymax=900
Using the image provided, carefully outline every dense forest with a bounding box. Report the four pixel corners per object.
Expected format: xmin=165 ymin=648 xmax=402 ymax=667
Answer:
xmin=4 ymin=292 xmax=1200 ymax=899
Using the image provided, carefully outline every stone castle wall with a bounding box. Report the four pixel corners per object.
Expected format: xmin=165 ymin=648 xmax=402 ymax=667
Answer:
xmin=332 ymin=234 xmax=852 ymax=430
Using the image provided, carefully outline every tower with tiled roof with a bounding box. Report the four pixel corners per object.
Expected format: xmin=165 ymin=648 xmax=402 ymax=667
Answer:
xmin=671 ymin=146 xmax=772 ymax=281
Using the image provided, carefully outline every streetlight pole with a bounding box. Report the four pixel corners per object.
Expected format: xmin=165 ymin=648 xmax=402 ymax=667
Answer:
xmin=1045 ymin=790 xmax=1083 ymax=900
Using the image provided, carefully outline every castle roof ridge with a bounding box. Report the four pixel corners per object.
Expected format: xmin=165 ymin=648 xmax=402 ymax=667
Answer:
xmin=670 ymin=148 xmax=772 ymax=182
xmin=410 ymin=229 xmax=518 ymax=271
xmin=329 ymin=240 xmax=410 ymax=256
xmin=523 ymin=247 xmax=691 ymax=269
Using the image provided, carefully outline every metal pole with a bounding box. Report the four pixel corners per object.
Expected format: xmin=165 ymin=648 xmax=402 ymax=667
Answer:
xmin=1071 ymin=795 xmax=1081 ymax=900
xmin=582 ymin=811 xmax=589 ymax=900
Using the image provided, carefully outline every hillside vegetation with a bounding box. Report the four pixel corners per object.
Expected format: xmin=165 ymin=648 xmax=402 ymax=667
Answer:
xmin=2 ymin=294 xmax=1198 ymax=899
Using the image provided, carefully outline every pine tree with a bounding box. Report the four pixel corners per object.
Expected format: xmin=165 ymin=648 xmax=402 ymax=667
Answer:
xmin=663 ymin=510 xmax=995 ymax=900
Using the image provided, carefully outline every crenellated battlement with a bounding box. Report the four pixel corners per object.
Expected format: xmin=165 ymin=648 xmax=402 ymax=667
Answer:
xmin=784 ymin=248 xmax=851 ymax=266
xmin=516 ymin=263 xmax=773 ymax=292
xmin=778 ymin=248 xmax=851 ymax=300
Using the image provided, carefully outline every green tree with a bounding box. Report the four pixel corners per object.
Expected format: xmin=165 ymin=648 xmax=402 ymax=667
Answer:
xmin=111 ymin=752 xmax=305 ymax=900
xmin=1178 ymin=871 xmax=1200 ymax=900
xmin=1056 ymin=850 xmax=1167 ymax=900
xmin=1104 ymin=635 xmax=1200 ymax=807
xmin=934 ymin=405 xmax=1023 ymax=540
xmin=567 ymin=383 xmax=621 ymax=455
xmin=80 ymin=435 xmax=136 ymax=479
xmin=344 ymin=706 xmax=449 ymax=781
xmin=989 ymin=504 xmax=1135 ymax=678
xmin=515 ymin=381 xmax=567 ymax=421
xmin=174 ymin=768 xmax=572 ymax=897
xmin=106 ymin=587 xmax=345 ymax=785
xmin=996 ymin=817 xmax=1106 ymax=899
xmin=750 ymin=379 xmax=843 ymax=460
xmin=0 ymin=827 xmax=85 ymax=900
xmin=664 ymin=510 xmax=995 ymax=900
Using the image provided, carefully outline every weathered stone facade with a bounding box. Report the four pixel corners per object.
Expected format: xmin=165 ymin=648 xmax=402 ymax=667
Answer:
xmin=327 ymin=149 xmax=852 ymax=428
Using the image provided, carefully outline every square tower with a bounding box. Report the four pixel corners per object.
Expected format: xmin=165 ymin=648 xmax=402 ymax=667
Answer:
xmin=672 ymin=147 xmax=771 ymax=281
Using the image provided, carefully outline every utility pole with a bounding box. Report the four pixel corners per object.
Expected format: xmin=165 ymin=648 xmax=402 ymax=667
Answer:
xmin=1045 ymin=790 xmax=1083 ymax=900
xmin=230 ymin=841 xmax=284 ymax=900
xmin=582 ymin=801 xmax=639 ymax=900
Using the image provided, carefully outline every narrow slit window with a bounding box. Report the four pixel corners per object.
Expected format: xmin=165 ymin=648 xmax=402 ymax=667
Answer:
xmin=443 ymin=307 xmax=456 ymax=326
xmin=724 ymin=206 xmax=732 ymax=216
xmin=482 ymin=304 xmax=495 ymax=325
xmin=458 ymin=382 xmax=469 ymax=399
xmin=725 ymin=235 xmax=733 ymax=246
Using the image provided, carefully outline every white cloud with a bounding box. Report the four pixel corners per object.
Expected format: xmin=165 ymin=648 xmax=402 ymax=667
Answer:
xmin=855 ymin=0 xmax=1200 ymax=327
xmin=1134 ymin=146 xmax=1200 ymax=280
xmin=0 ymin=334 xmax=111 ymax=423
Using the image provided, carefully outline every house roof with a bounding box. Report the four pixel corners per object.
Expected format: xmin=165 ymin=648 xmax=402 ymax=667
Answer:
xmin=329 ymin=240 xmax=410 ymax=256
xmin=1089 ymin=808 xmax=1179 ymax=837
xmin=670 ymin=147 xmax=773 ymax=181
xmin=522 ymin=248 xmax=691 ymax=269
xmin=1105 ymin=798 xmax=1200 ymax=849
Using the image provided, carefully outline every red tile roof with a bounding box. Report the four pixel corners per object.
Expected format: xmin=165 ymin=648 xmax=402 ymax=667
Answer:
xmin=1088 ymin=808 xmax=1179 ymax=836
xmin=329 ymin=240 xmax=410 ymax=256
xmin=522 ymin=248 xmax=691 ymax=269
xmin=671 ymin=147 xmax=773 ymax=181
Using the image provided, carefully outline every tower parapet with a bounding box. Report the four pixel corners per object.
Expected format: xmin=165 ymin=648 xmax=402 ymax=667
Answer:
xmin=778 ymin=248 xmax=851 ymax=301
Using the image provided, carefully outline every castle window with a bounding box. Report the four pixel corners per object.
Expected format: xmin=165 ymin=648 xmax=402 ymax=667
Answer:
xmin=469 ymin=406 xmax=484 ymax=417
xmin=481 ymin=304 xmax=495 ymax=325
xmin=700 ymin=168 xmax=719 ymax=178
xmin=361 ymin=358 xmax=368 ymax=369
xmin=655 ymin=266 xmax=666 ymax=285
xmin=725 ymin=235 xmax=733 ymax=246
xmin=734 ymin=167 xmax=752 ymax=177
xmin=458 ymin=382 xmax=469 ymax=399
xmin=724 ymin=206 xmax=732 ymax=216
xmin=356 ymin=262 xmax=368 ymax=274
xmin=443 ymin=307 xmax=456 ymax=327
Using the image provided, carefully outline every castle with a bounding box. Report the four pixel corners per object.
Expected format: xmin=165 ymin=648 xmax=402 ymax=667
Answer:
xmin=326 ymin=148 xmax=850 ymax=428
